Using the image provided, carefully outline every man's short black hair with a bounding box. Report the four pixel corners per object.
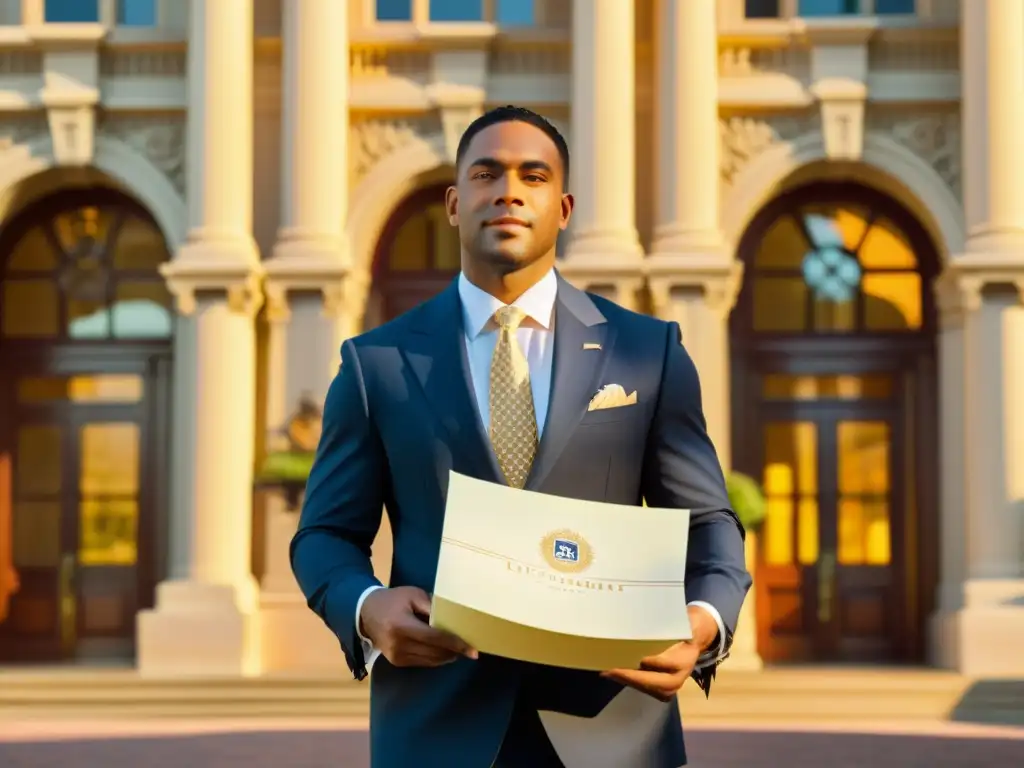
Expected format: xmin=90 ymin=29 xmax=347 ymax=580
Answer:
xmin=455 ymin=105 xmax=570 ymax=187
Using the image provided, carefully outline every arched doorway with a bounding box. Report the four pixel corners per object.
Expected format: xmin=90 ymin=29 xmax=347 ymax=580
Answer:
xmin=730 ymin=181 xmax=940 ymax=665
xmin=373 ymin=182 xmax=460 ymax=322
xmin=0 ymin=187 xmax=173 ymax=663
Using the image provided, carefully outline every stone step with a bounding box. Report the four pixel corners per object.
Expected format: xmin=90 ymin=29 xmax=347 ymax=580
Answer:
xmin=1 ymin=668 xmax=1020 ymax=725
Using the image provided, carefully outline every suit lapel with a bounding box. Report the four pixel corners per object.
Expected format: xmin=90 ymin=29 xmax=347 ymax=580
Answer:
xmin=526 ymin=275 xmax=615 ymax=491
xmin=402 ymin=281 xmax=505 ymax=485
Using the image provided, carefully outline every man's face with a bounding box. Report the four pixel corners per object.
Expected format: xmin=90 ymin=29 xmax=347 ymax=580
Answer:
xmin=446 ymin=120 xmax=573 ymax=273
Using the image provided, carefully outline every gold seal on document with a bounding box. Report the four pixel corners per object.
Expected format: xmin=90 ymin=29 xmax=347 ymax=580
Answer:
xmin=540 ymin=529 xmax=594 ymax=574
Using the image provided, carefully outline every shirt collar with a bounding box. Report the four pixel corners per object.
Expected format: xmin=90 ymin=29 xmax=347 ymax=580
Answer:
xmin=457 ymin=268 xmax=557 ymax=339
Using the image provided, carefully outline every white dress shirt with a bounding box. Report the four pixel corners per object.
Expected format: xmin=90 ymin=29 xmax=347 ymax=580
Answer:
xmin=354 ymin=269 xmax=726 ymax=672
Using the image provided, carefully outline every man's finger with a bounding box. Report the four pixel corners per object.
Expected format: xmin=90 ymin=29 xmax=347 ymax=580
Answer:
xmin=409 ymin=589 xmax=433 ymax=619
xmin=391 ymin=646 xmax=461 ymax=668
xmin=601 ymin=670 xmax=678 ymax=701
xmin=601 ymin=668 xmax=677 ymax=690
xmin=400 ymin=618 xmax=478 ymax=659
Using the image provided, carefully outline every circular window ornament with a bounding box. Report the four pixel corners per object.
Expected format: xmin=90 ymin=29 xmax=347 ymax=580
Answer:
xmin=802 ymin=246 xmax=861 ymax=303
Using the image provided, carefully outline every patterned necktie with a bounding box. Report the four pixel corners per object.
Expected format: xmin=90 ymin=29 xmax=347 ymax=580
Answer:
xmin=489 ymin=306 xmax=539 ymax=489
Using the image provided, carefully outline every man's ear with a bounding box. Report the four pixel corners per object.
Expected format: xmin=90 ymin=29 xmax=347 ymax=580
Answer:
xmin=445 ymin=185 xmax=459 ymax=226
xmin=560 ymin=193 xmax=574 ymax=230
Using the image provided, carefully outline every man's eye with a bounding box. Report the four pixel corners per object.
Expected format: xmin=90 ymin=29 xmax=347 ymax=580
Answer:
xmin=474 ymin=171 xmax=494 ymax=180
xmin=524 ymin=174 xmax=545 ymax=182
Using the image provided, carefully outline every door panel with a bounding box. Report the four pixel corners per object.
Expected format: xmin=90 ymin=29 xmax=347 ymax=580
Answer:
xmin=756 ymin=400 xmax=905 ymax=663
xmin=0 ymin=371 xmax=148 ymax=662
xmin=831 ymin=418 xmax=900 ymax=661
xmin=0 ymin=419 xmax=68 ymax=659
xmin=755 ymin=420 xmax=819 ymax=662
xmin=73 ymin=414 xmax=142 ymax=657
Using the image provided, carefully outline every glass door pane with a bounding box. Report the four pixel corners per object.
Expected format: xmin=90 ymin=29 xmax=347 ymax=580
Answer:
xmin=78 ymin=422 xmax=140 ymax=566
xmin=73 ymin=414 xmax=143 ymax=652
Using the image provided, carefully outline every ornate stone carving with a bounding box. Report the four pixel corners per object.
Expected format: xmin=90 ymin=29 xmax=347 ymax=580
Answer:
xmin=99 ymin=117 xmax=186 ymax=197
xmin=719 ymin=114 xmax=815 ymax=184
xmin=262 ymin=281 xmax=292 ymax=325
xmin=440 ymin=105 xmax=483 ymax=165
xmin=871 ymin=111 xmax=961 ymax=197
xmin=0 ymin=115 xmax=49 ymax=152
xmin=349 ymin=117 xmax=437 ymax=185
xmin=719 ymin=47 xmax=810 ymax=80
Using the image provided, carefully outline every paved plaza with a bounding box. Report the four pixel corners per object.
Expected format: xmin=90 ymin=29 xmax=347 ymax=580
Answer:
xmin=0 ymin=718 xmax=1022 ymax=767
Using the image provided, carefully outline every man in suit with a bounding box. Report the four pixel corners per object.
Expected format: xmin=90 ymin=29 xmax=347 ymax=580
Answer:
xmin=291 ymin=105 xmax=751 ymax=767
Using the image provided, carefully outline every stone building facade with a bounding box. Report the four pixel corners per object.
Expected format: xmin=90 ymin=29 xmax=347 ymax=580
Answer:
xmin=0 ymin=0 xmax=1020 ymax=679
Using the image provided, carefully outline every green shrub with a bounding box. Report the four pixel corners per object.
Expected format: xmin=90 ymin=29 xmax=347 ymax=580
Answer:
xmin=726 ymin=471 xmax=766 ymax=533
xmin=258 ymin=451 xmax=315 ymax=483
xmin=641 ymin=472 xmax=766 ymax=533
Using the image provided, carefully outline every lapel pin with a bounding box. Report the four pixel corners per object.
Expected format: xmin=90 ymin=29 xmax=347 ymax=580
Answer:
xmin=582 ymin=343 xmax=602 ymax=350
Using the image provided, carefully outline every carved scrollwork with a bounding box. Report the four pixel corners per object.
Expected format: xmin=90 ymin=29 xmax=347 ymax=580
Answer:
xmin=349 ymin=118 xmax=436 ymax=185
xmin=99 ymin=117 xmax=186 ymax=197
xmin=719 ymin=115 xmax=815 ymax=184
xmin=872 ymin=111 xmax=961 ymax=197
xmin=0 ymin=116 xmax=49 ymax=152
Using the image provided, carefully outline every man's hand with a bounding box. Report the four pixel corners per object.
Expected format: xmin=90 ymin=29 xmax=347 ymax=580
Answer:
xmin=360 ymin=586 xmax=478 ymax=668
xmin=600 ymin=605 xmax=720 ymax=702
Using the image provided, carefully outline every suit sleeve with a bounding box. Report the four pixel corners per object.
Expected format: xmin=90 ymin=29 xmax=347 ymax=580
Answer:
xmin=640 ymin=322 xmax=752 ymax=668
xmin=289 ymin=339 xmax=386 ymax=680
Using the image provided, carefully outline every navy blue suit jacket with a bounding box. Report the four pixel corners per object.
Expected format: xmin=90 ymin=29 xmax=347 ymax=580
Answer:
xmin=291 ymin=274 xmax=751 ymax=767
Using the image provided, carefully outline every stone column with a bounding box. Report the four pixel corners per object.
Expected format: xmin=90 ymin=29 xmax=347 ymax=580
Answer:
xmin=258 ymin=0 xmax=355 ymax=673
xmin=560 ymin=0 xmax=644 ymax=305
xmin=139 ymin=0 xmax=264 ymax=677
xmin=928 ymin=0 xmax=1024 ymax=678
xmin=646 ymin=0 xmax=757 ymax=669
xmin=263 ymin=0 xmax=352 ymax=397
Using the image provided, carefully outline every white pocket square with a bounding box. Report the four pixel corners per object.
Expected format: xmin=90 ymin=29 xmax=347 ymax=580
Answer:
xmin=587 ymin=383 xmax=638 ymax=411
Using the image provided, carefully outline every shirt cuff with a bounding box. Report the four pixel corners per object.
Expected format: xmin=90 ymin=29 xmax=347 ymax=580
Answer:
xmin=687 ymin=600 xmax=727 ymax=670
xmin=355 ymin=584 xmax=385 ymax=673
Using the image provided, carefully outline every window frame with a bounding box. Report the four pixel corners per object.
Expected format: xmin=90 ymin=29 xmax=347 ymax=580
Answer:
xmin=28 ymin=0 xmax=163 ymax=28
xmin=738 ymin=0 xmax=921 ymax=23
xmin=367 ymin=0 xmax=541 ymax=27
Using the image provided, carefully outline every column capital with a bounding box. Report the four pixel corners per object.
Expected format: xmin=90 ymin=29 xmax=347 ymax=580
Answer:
xmin=263 ymin=281 xmax=292 ymax=325
xmin=160 ymin=259 xmax=264 ymax=318
xmin=323 ymin=268 xmax=372 ymax=324
xmin=935 ymin=256 xmax=1024 ymax=329
xmin=263 ymin=263 xmax=371 ymax=331
xmin=646 ymin=255 xmax=744 ymax=320
xmin=556 ymin=260 xmax=646 ymax=304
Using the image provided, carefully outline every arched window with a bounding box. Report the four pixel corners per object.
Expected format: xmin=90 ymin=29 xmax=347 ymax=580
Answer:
xmin=0 ymin=190 xmax=174 ymax=342
xmin=736 ymin=185 xmax=937 ymax=336
xmin=373 ymin=182 xmax=460 ymax=322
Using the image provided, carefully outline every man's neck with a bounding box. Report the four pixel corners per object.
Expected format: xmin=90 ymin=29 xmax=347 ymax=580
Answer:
xmin=463 ymin=259 xmax=554 ymax=305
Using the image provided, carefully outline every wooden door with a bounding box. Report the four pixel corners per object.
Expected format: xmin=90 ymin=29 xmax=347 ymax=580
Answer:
xmin=374 ymin=182 xmax=459 ymax=323
xmin=0 ymin=372 xmax=149 ymax=662
xmin=755 ymin=398 xmax=905 ymax=663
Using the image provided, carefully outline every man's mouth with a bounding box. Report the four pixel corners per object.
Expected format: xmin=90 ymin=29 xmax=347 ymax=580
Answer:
xmin=486 ymin=216 xmax=529 ymax=228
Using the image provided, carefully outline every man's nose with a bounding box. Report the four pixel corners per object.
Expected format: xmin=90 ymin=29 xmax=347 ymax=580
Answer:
xmin=492 ymin=176 xmax=525 ymax=207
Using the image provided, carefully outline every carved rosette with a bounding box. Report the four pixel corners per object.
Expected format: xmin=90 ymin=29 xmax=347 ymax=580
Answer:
xmin=99 ymin=117 xmax=186 ymax=197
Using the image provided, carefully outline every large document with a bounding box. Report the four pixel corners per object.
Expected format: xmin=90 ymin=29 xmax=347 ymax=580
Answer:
xmin=430 ymin=472 xmax=692 ymax=671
